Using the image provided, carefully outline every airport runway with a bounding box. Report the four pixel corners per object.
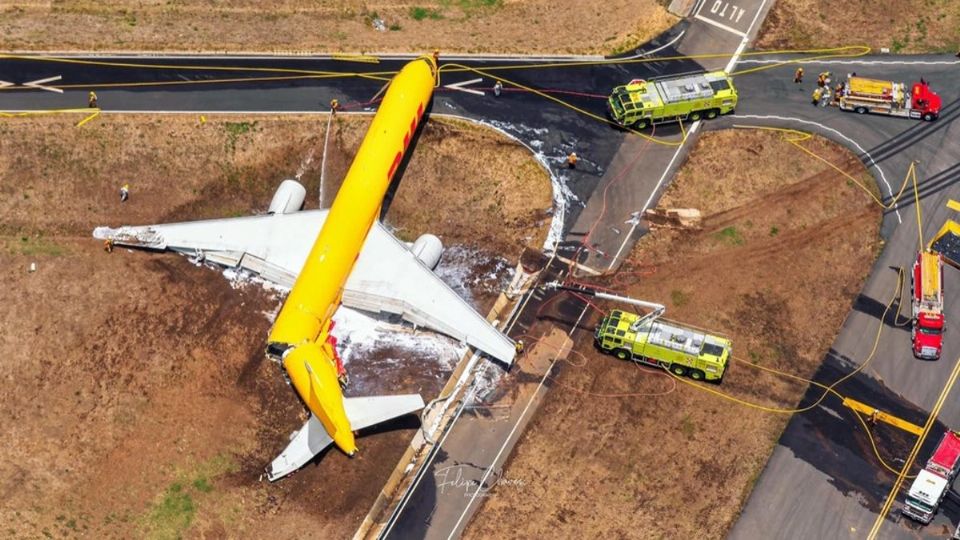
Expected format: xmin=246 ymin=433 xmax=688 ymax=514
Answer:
xmin=5 ymin=7 xmax=960 ymax=537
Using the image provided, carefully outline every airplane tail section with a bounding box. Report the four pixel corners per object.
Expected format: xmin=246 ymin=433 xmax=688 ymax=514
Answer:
xmin=266 ymin=394 xmax=424 ymax=481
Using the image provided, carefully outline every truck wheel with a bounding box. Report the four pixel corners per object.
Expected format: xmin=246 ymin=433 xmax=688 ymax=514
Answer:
xmin=670 ymin=365 xmax=687 ymax=377
xmin=922 ymin=112 xmax=936 ymax=121
xmin=690 ymin=369 xmax=705 ymax=381
xmin=614 ymin=349 xmax=631 ymax=361
xmin=634 ymin=119 xmax=649 ymax=129
xmin=690 ymin=111 xmax=702 ymax=121
xmin=706 ymin=109 xmax=719 ymax=120
xmin=855 ymin=106 xmax=868 ymax=114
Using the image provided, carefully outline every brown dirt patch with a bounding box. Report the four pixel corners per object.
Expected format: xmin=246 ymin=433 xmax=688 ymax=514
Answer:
xmin=0 ymin=113 xmax=550 ymax=538
xmin=466 ymin=129 xmax=883 ymax=538
xmin=755 ymin=0 xmax=960 ymax=53
xmin=1 ymin=1 xmax=676 ymax=56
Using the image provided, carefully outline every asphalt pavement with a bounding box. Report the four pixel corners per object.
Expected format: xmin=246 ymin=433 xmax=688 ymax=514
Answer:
xmin=5 ymin=16 xmax=960 ymax=538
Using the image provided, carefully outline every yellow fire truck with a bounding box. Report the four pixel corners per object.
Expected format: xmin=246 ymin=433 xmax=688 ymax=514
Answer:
xmin=607 ymin=71 xmax=738 ymax=129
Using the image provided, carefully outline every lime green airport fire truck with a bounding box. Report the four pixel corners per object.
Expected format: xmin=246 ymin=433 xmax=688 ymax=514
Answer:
xmin=545 ymin=282 xmax=732 ymax=382
xmin=607 ymin=71 xmax=738 ymax=129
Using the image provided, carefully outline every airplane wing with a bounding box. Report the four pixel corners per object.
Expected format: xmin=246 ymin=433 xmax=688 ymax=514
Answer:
xmin=94 ymin=210 xmax=516 ymax=365
xmin=266 ymin=394 xmax=424 ymax=481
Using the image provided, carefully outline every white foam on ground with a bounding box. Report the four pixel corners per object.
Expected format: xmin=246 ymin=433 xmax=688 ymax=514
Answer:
xmin=221 ymin=266 xmax=290 ymax=296
xmin=433 ymin=245 xmax=513 ymax=307
xmin=332 ymin=307 xmax=465 ymax=370
xmin=481 ymin=119 xmax=578 ymax=254
xmin=293 ymin=148 xmax=315 ymax=181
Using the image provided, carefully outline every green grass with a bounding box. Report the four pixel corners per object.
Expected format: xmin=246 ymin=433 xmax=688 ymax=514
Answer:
xmin=146 ymin=482 xmax=195 ymax=539
xmin=13 ymin=236 xmax=66 ymax=256
xmin=769 ymin=226 xmax=780 ymax=237
xmin=140 ymin=454 xmax=237 ymax=539
xmin=192 ymin=477 xmax=213 ymax=493
xmin=441 ymin=0 xmax=503 ymax=9
xmin=410 ymin=6 xmax=443 ymax=20
xmin=607 ymin=32 xmax=647 ymax=56
xmin=670 ymin=289 xmax=689 ymax=307
xmin=224 ymin=121 xmax=256 ymax=152
xmin=224 ymin=121 xmax=254 ymax=137
xmin=715 ymin=226 xmax=745 ymax=246
xmin=681 ymin=414 xmax=697 ymax=440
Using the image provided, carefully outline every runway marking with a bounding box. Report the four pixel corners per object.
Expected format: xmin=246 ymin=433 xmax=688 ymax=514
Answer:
xmin=443 ymin=77 xmax=485 ymax=96
xmin=0 ymin=80 xmax=13 ymax=89
xmin=23 ymin=75 xmax=63 ymax=93
xmin=607 ymin=122 xmax=701 ymax=270
xmin=693 ymin=13 xmax=747 ymax=37
xmin=705 ymin=0 xmax=748 ymax=23
xmin=734 ymin=114 xmax=901 ymax=223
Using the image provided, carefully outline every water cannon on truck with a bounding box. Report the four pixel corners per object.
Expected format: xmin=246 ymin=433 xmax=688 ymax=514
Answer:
xmin=543 ymin=282 xmax=731 ymax=382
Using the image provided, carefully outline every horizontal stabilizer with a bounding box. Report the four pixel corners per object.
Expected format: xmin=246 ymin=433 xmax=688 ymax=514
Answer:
xmin=343 ymin=394 xmax=425 ymax=430
xmin=266 ymin=394 xmax=424 ymax=481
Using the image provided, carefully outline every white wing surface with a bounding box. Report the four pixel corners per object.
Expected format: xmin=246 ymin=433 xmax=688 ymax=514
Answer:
xmin=94 ymin=211 xmax=516 ymax=365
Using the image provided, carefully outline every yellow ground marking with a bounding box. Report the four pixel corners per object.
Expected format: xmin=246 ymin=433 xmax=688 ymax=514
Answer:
xmin=867 ymin=353 xmax=960 ymax=539
xmin=76 ymin=109 xmax=100 ymax=127
xmin=930 ymin=220 xmax=960 ymax=254
xmin=842 ymin=398 xmax=923 ymax=436
xmin=0 ymin=107 xmax=101 ymax=127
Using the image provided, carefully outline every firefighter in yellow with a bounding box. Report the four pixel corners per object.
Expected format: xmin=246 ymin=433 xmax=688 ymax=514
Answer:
xmin=812 ymin=87 xmax=824 ymax=105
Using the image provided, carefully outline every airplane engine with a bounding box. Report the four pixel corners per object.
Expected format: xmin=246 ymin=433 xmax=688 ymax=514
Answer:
xmin=268 ymin=179 xmax=307 ymax=214
xmin=410 ymin=234 xmax=443 ymax=270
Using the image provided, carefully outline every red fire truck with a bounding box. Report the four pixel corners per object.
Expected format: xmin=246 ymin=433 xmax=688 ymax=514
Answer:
xmin=839 ymin=76 xmax=941 ymax=121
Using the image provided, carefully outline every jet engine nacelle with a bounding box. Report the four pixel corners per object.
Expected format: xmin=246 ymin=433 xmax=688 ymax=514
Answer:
xmin=268 ymin=179 xmax=307 ymax=214
xmin=410 ymin=234 xmax=443 ymax=270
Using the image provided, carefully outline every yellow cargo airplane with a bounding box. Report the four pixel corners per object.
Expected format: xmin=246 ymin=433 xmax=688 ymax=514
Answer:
xmin=94 ymin=56 xmax=516 ymax=480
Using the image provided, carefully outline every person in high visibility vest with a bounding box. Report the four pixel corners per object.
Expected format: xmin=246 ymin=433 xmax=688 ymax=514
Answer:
xmin=812 ymin=87 xmax=824 ymax=105
xmin=567 ymin=152 xmax=578 ymax=169
xmin=330 ymin=98 xmax=340 ymax=115
xmin=88 ymin=91 xmax=98 ymax=108
xmin=120 ymin=183 xmax=130 ymax=202
xmin=793 ymin=67 xmax=803 ymax=84
xmin=493 ymin=80 xmax=503 ymax=97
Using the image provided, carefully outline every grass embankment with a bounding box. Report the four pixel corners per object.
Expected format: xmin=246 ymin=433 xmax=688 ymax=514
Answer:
xmin=0 ymin=1 xmax=675 ymax=55
xmin=756 ymin=0 xmax=960 ymax=53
